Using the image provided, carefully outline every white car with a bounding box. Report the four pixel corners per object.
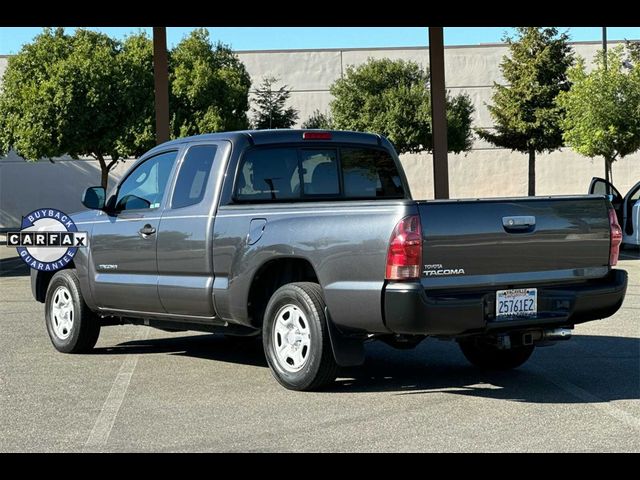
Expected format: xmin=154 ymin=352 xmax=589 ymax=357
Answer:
xmin=589 ymin=177 xmax=640 ymax=248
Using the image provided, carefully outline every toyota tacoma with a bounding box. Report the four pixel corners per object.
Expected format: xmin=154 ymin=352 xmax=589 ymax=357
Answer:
xmin=30 ymin=130 xmax=628 ymax=390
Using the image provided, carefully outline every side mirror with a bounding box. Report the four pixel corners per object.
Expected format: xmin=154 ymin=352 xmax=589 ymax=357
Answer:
xmin=82 ymin=186 xmax=106 ymax=210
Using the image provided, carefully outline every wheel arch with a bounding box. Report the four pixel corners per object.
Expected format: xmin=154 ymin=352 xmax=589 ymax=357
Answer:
xmin=246 ymin=256 xmax=319 ymax=329
xmin=32 ymin=261 xmax=76 ymax=303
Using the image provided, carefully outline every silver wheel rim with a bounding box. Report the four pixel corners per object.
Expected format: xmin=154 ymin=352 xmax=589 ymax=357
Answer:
xmin=272 ymin=304 xmax=311 ymax=373
xmin=51 ymin=286 xmax=74 ymax=340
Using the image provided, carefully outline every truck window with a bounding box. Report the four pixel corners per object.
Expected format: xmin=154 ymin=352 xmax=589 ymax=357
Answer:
xmin=341 ymin=148 xmax=404 ymax=199
xmin=234 ymin=145 xmax=405 ymax=202
xmin=115 ymin=151 xmax=178 ymax=211
xmin=301 ymin=150 xmax=339 ymax=196
xmin=236 ymin=148 xmax=299 ymax=201
xmin=172 ymin=145 xmax=217 ymax=209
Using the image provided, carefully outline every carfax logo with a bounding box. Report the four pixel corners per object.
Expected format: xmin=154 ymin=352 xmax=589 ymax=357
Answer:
xmin=6 ymin=209 xmax=87 ymax=272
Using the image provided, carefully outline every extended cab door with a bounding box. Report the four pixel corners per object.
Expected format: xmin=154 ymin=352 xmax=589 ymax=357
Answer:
xmin=90 ymin=150 xmax=179 ymax=313
xmin=156 ymin=141 xmax=231 ymax=319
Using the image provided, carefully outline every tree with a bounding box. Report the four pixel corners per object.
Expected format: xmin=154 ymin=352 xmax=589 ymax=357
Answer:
xmin=476 ymin=28 xmax=574 ymax=196
xmin=0 ymin=28 xmax=128 ymax=189
xmin=170 ymin=28 xmax=251 ymax=137
xmin=558 ymin=45 xmax=640 ymax=185
xmin=624 ymin=40 xmax=640 ymax=66
xmin=0 ymin=27 xmax=253 ymax=191
xmin=329 ymin=58 xmax=474 ymax=154
xmin=251 ymin=76 xmax=299 ymax=129
xmin=302 ymin=109 xmax=332 ymax=129
xmin=115 ymin=31 xmax=156 ymax=159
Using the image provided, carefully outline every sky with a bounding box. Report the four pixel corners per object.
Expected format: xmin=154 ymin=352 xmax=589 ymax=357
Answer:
xmin=1 ymin=27 xmax=640 ymax=54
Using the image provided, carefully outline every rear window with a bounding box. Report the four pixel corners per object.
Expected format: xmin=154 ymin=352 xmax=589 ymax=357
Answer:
xmin=341 ymin=148 xmax=404 ymax=199
xmin=235 ymin=145 xmax=404 ymax=202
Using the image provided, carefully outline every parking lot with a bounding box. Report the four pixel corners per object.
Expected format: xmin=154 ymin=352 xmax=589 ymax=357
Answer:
xmin=0 ymin=245 xmax=638 ymax=452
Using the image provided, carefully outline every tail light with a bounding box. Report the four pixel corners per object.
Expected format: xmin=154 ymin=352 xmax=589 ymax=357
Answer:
xmin=385 ymin=215 xmax=422 ymax=280
xmin=609 ymin=208 xmax=622 ymax=266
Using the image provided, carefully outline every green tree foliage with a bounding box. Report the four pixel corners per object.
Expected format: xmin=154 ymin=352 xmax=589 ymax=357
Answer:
xmin=558 ymin=45 xmax=640 ymax=183
xmin=115 ymin=32 xmax=156 ymax=159
xmin=476 ymin=27 xmax=574 ymax=196
xmin=329 ymin=58 xmax=474 ymax=155
xmin=170 ymin=28 xmax=251 ymax=137
xmin=0 ymin=27 xmax=253 ymax=190
xmin=251 ymin=76 xmax=299 ymax=129
xmin=625 ymin=40 xmax=640 ymax=66
xmin=301 ymin=109 xmax=332 ymax=129
xmin=0 ymin=28 xmax=126 ymax=189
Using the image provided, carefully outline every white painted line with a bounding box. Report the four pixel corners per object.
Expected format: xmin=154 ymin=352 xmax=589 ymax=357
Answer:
xmin=83 ymin=327 xmax=149 ymax=452
xmin=530 ymin=362 xmax=640 ymax=431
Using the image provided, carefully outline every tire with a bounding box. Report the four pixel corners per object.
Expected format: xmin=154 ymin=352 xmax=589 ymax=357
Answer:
xmin=262 ymin=282 xmax=339 ymax=391
xmin=459 ymin=339 xmax=534 ymax=370
xmin=45 ymin=269 xmax=101 ymax=353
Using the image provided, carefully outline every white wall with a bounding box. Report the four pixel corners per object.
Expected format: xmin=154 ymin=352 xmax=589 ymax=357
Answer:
xmin=0 ymin=150 xmax=130 ymax=228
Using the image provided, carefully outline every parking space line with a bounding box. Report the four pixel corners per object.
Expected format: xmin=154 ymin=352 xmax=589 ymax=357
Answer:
xmin=530 ymin=362 xmax=640 ymax=431
xmin=83 ymin=327 xmax=149 ymax=452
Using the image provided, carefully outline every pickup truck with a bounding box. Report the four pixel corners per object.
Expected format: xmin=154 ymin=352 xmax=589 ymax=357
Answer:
xmin=31 ymin=130 xmax=628 ymax=391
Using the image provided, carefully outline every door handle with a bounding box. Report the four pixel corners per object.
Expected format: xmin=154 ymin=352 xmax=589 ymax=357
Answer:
xmin=139 ymin=224 xmax=156 ymax=236
xmin=502 ymin=216 xmax=535 ymax=233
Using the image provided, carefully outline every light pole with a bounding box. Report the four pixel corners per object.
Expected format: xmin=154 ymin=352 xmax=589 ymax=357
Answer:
xmin=153 ymin=27 xmax=170 ymax=145
xmin=602 ymin=26 xmax=611 ymax=189
xmin=428 ymin=27 xmax=449 ymax=200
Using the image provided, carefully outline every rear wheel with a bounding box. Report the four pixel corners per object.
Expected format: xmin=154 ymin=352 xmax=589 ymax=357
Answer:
xmin=459 ymin=338 xmax=534 ymax=370
xmin=262 ymin=282 xmax=339 ymax=391
xmin=45 ymin=269 xmax=100 ymax=353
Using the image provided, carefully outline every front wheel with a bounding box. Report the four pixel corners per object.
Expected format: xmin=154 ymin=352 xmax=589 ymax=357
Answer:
xmin=262 ymin=282 xmax=339 ymax=391
xmin=458 ymin=339 xmax=534 ymax=370
xmin=45 ymin=269 xmax=101 ymax=353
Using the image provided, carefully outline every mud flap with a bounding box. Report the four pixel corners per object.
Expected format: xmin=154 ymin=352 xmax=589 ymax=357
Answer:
xmin=324 ymin=306 xmax=365 ymax=367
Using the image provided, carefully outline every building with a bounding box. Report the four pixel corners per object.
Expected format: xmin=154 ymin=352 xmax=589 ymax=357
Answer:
xmin=1 ymin=40 xmax=638 ymax=229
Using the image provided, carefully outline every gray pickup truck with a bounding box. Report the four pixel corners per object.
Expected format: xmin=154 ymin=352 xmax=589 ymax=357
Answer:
xmin=31 ymin=130 xmax=628 ymax=390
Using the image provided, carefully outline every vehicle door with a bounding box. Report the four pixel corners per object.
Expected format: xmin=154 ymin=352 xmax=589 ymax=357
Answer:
xmin=588 ymin=177 xmax=624 ymax=224
xmin=156 ymin=141 xmax=231 ymax=319
xmin=90 ymin=150 xmax=180 ymax=313
xmin=622 ymin=181 xmax=640 ymax=241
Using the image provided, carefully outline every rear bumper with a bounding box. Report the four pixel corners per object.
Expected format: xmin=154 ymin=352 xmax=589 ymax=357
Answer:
xmin=383 ymin=269 xmax=628 ymax=336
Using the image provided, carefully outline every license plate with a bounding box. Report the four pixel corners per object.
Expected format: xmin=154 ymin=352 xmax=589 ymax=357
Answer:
xmin=496 ymin=288 xmax=537 ymax=318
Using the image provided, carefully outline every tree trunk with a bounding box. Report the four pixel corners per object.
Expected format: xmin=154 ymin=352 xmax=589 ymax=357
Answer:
xmin=603 ymin=156 xmax=615 ymax=195
xmin=528 ymin=149 xmax=536 ymax=196
xmin=96 ymin=153 xmax=109 ymax=191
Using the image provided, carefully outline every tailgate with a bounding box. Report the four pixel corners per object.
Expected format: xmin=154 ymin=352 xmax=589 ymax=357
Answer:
xmin=416 ymin=196 xmax=611 ymax=289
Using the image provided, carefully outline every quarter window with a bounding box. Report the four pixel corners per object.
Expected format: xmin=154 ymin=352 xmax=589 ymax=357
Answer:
xmin=172 ymin=145 xmax=217 ymax=209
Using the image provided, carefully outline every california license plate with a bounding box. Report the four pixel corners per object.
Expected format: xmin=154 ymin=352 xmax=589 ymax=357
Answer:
xmin=496 ymin=288 xmax=537 ymax=318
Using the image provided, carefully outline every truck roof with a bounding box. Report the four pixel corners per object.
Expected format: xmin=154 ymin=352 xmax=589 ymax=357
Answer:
xmin=151 ymin=129 xmax=383 ymax=151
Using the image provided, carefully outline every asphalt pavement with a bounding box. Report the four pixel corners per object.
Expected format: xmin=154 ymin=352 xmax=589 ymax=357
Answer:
xmin=1 ymin=243 xmax=638 ymax=452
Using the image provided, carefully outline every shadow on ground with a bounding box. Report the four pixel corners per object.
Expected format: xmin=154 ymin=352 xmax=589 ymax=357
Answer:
xmin=0 ymin=255 xmax=29 ymax=277
xmin=620 ymin=247 xmax=640 ymax=261
xmin=94 ymin=334 xmax=268 ymax=368
xmin=94 ymin=333 xmax=639 ymax=403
